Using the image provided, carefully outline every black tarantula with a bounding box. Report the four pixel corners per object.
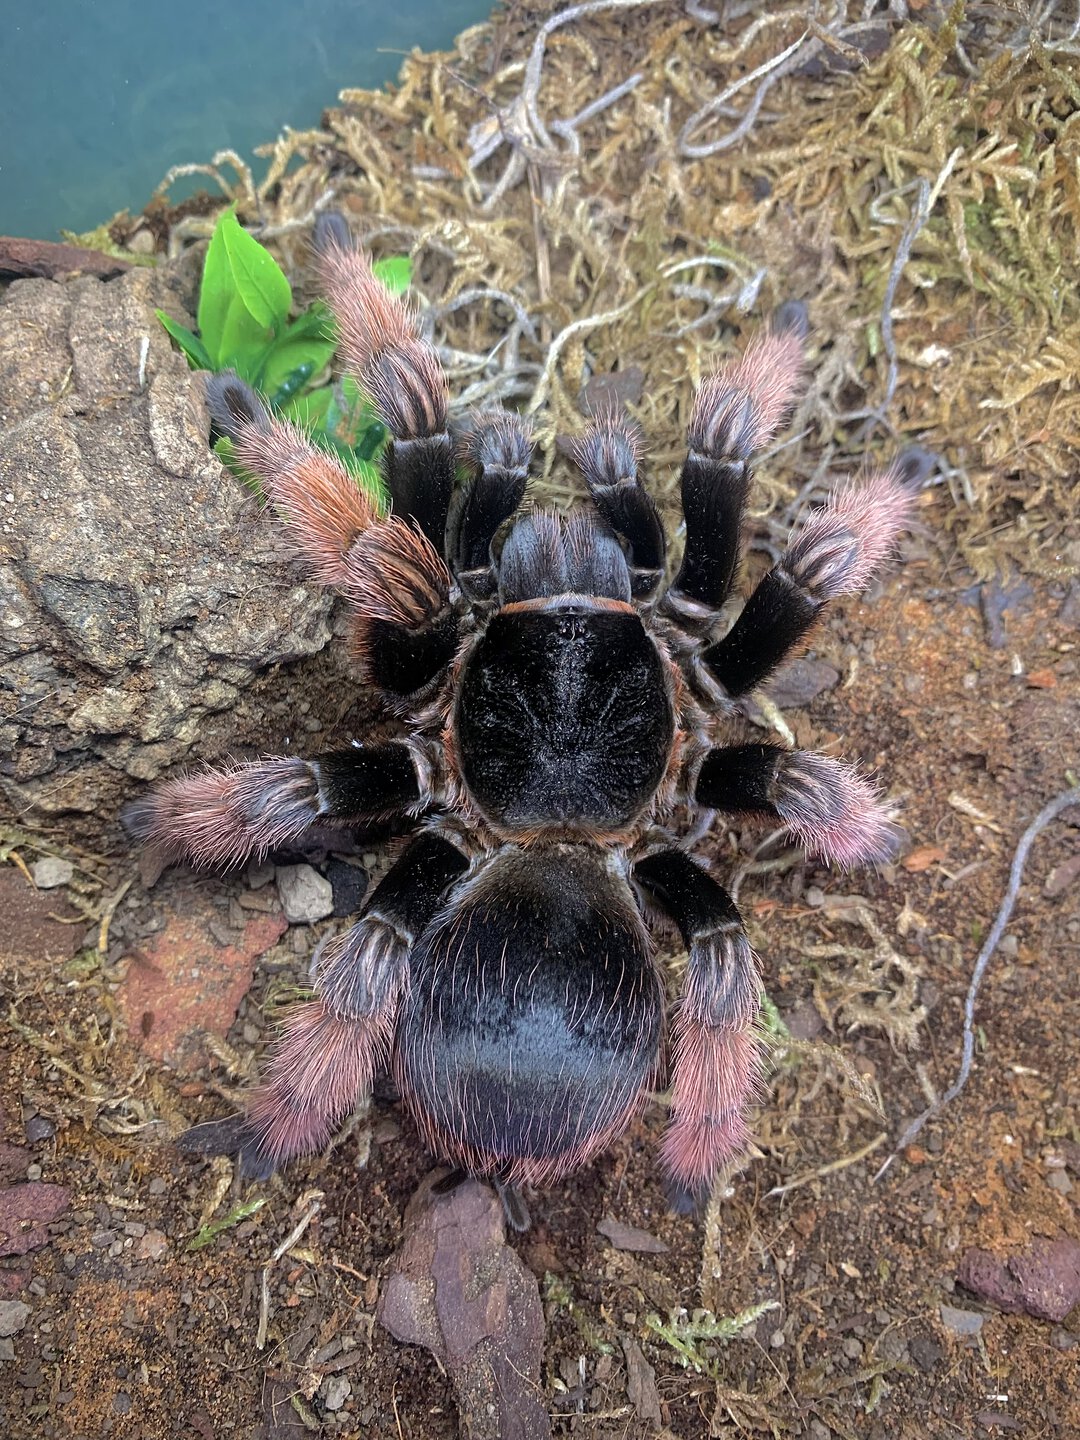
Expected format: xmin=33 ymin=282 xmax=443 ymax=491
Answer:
xmin=127 ymin=211 xmax=923 ymax=1208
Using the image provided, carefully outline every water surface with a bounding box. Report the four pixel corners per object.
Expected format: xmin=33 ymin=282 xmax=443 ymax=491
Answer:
xmin=2 ymin=1 xmax=487 ymax=239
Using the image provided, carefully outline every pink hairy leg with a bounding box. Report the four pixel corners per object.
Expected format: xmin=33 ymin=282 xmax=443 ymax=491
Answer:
xmin=633 ymin=850 xmax=763 ymax=1197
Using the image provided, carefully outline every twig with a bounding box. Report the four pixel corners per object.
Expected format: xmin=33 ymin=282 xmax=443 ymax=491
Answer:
xmin=767 ymin=1132 xmax=887 ymax=1198
xmin=256 ymin=1191 xmax=323 ymax=1349
xmin=874 ymin=786 xmax=1080 ymax=1181
xmin=678 ymin=28 xmax=812 ymax=159
xmin=522 ymin=0 xmax=667 ymax=149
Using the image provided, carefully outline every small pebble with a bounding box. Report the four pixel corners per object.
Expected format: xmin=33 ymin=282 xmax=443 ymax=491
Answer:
xmin=321 ymin=1375 xmax=352 ymax=1412
xmin=113 ymin=1392 xmax=132 ymax=1414
xmin=1046 ymin=1170 xmax=1073 ymax=1195
xmin=276 ymin=865 xmax=334 ymax=924
xmin=24 ymin=1115 xmax=56 ymax=1143
xmin=939 ymin=1304 xmax=983 ymax=1336
xmin=0 ymin=1301 xmax=31 ymax=1338
xmin=246 ymin=858 xmax=275 ymax=890
xmin=31 ymin=857 xmax=73 ymax=889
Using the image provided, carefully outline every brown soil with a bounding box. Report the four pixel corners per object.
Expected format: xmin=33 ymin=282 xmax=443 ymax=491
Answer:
xmin=3 ymin=4 xmax=1079 ymax=1438
xmin=2 ymin=520 xmax=1077 ymax=1440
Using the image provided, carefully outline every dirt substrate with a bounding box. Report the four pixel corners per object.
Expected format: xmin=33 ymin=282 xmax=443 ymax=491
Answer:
xmin=2 ymin=2 xmax=1079 ymax=1437
xmin=2 ymin=551 xmax=1078 ymax=1439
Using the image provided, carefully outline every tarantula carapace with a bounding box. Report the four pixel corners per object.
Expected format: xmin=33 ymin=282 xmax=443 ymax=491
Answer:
xmin=127 ymin=211 xmax=923 ymax=1206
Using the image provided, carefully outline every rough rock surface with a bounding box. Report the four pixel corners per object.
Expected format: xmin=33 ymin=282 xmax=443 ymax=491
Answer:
xmin=0 ymin=262 xmax=357 ymax=842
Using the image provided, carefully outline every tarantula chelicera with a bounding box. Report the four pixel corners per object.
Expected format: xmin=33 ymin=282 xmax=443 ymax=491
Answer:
xmin=127 ymin=211 xmax=923 ymax=1207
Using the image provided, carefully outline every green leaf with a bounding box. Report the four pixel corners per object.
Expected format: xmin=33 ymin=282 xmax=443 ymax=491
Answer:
xmin=197 ymin=209 xmax=237 ymax=364
xmin=281 ymin=300 xmax=336 ymax=343
xmin=213 ymin=435 xmax=264 ymax=496
xmin=372 ymin=255 xmax=412 ymax=296
xmin=187 ymin=1196 xmax=266 ymax=1251
xmin=219 ymin=208 xmax=292 ymax=329
xmin=156 ymin=309 xmax=213 ymax=370
xmin=261 ymin=334 xmax=337 ymax=398
xmin=355 ymin=417 xmax=388 ymax=462
xmin=282 ymin=386 xmax=334 ymax=428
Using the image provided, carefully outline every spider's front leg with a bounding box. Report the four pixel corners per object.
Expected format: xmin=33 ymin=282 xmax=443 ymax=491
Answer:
xmin=122 ymin=741 xmax=430 ymax=868
xmin=694 ymin=742 xmax=896 ymax=868
xmin=313 ymin=212 xmax=456 ymax=551
xmin=633 ymin=849 xmax=761 ymax=1207
xmin=245 ymin=831 xmax=469 ymax=1168
xmin=661 ymin=301 xmax=808 ymax=629
xmin=206 ymin=373 xmax=456 ymax=701
xmin=700 ymin=447 xmax=932 ymax=698
xmin=571 ymin=412 xmax=666 ymax=599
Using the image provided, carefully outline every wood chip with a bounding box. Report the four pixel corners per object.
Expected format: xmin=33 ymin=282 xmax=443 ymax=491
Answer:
xmin=598 ymin=1217 xmax=670 ymax=1254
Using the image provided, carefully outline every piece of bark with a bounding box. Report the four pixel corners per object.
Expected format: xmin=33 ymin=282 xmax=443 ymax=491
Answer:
xmin=0 ymin=235 xmax=135 ymax=281
xmin=621 ymin=1335 xmax=662 ymax=1426
xmin=379 ymin=1175 xmax=550 ymax=1440
xmin=597 ymin=1216 xmax=669 ymax=1254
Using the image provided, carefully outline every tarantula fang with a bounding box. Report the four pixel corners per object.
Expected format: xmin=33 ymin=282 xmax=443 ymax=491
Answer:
xmin=126 ymin=211 xmax=928 ymax=1207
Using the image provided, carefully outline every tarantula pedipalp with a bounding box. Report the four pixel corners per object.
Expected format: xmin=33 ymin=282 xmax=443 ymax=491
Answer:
xmin=127 ymin=211 xmax=924 ymax=1204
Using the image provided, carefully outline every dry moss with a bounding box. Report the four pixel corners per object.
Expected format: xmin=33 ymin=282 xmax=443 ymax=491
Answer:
xmin=118 ymin=0 xmax=1080 ymax=583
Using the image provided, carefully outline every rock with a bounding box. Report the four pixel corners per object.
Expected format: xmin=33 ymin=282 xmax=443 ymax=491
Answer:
xmin=621 ymin=1335 xmax=661 ymax=1426
xmin=0 ymin=870 xmax=82 ymax=973
xmin=23 ymin=1115 xmax=56 ymax=1143
xmin=276 ymin=865 xmax=334 ymax=924
xmin=117 ymin=888 xmax=287 ymax=1070
xmin=957 ymin=1239 xmax=1080 ymax=1323
xmin=0 ymin=261 xmax=360 ymax=845
xmin=0 ymin=1183 xmax=70 ymax=1257
xmin=0 ymin=1300 xmax=30 ymax=1338
xmin=597 ymin=1217 xmax=669 ymax=1254
xmin=379 ymin=1175 xmax=549 ymax=1440
xmin=939 ymin=1304 xmax=984 ymax=1336
xmin=767 ymin=657 xmax=841 ymax=709
xmin=29 ymin=856 xmax=74 ymax=889
xmin=135 ymin=1230 xmax=169 ymax=1261
xmin=320 ymin=1375 xmax=351 ymax=1412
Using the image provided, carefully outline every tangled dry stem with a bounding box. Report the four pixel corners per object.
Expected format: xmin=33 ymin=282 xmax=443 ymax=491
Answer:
xmin=130 ymin=0 xmax=1080 ymax=582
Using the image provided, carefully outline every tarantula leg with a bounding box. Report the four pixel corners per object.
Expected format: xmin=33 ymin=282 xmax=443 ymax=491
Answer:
xmin=571 ymin=412 xmax=666 ymax=599
xmin=247 ymin=832 xmax=469 ymax=1165
xmin=662 ymin=303 xmax=808 ymax=628
xmin=313 ymin=214 xmax=456 ymax=553
xmin=206 ymin=372 xmax=457 ymax=699
xmin=122 ymin=743 xmax=426 ymax=868
xmin=695 ymin=743 xmax=896 ymax=867
xmin=701 ymin=450 xmax=929 ymax=698
xmin=448 ymin=410 xmax=533 ymax=598
xmin=633 ymin=849 xmax=762 ymax=1200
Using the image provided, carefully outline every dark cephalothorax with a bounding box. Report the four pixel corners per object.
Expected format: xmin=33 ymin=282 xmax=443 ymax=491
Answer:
xmin=126 ymin=212 xmax=926 ymax=1209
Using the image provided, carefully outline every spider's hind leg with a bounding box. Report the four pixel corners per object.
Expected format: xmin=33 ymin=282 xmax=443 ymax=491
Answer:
xmin=246 ymin=832 xmax=468 ymax=1168
xmin=633 ymin=848 xmax=762 ymax=1205
xmin=662 ymin=302 xmax=808 ymax=629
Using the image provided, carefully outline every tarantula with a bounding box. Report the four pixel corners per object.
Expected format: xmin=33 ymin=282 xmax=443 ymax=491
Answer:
xmin=127 ymin=211 xmax=923 ymax=1208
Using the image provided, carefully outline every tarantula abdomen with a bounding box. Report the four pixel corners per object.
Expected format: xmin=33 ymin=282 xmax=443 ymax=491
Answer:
xmin=128 ymin=211 xmax=928 ymax=1207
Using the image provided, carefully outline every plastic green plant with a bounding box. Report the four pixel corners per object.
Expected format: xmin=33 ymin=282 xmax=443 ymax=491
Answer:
xmin=156 ymin=207 xmax=411 ymax=492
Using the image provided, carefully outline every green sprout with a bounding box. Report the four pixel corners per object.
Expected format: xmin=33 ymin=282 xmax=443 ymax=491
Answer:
xmin=645 ymin=1301 xmax=778 ymax=1378
xmin=156 ymin=206 xmax=411 ymax=494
